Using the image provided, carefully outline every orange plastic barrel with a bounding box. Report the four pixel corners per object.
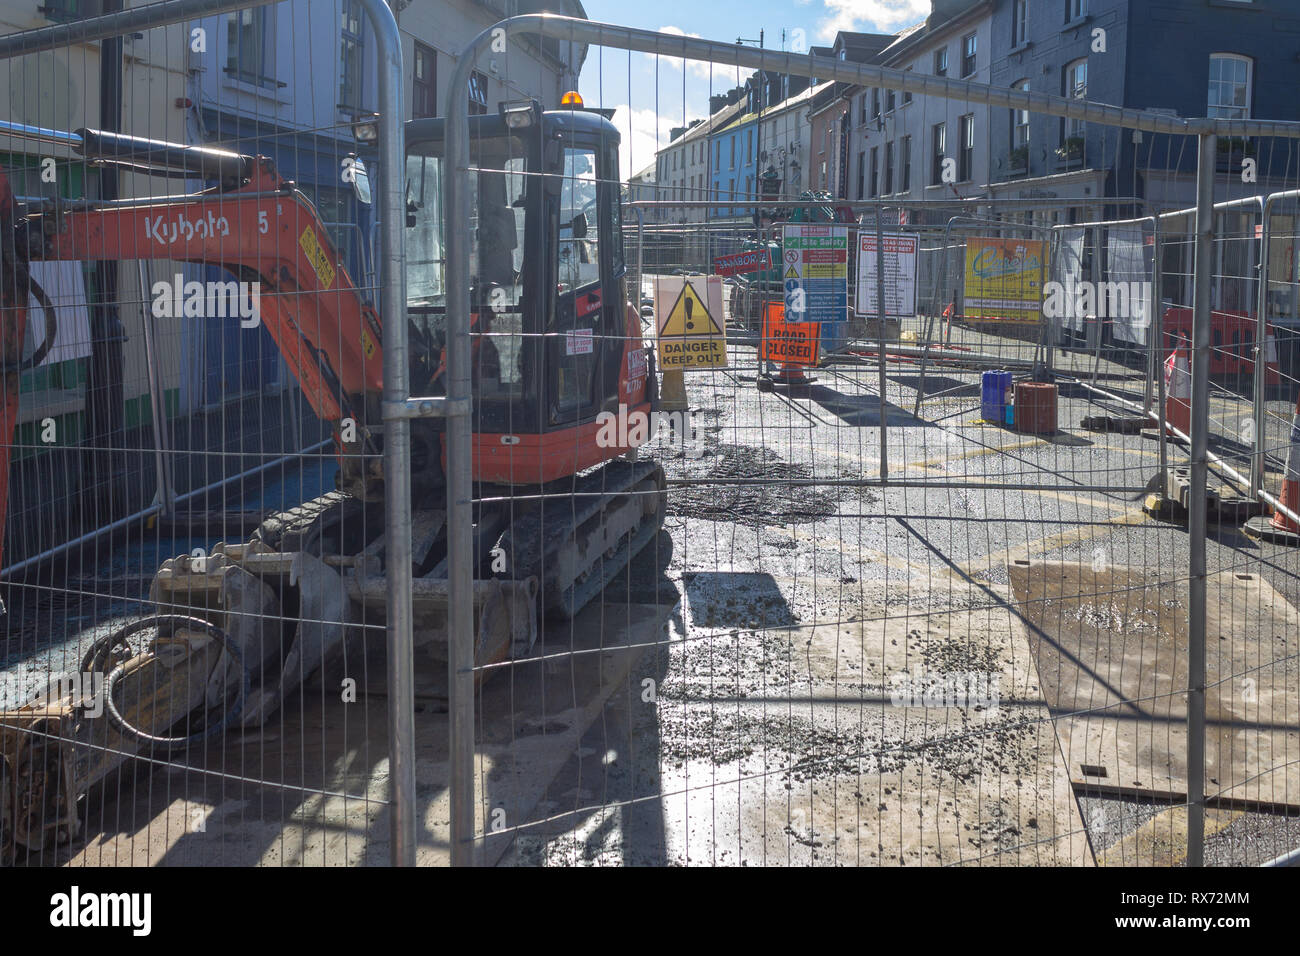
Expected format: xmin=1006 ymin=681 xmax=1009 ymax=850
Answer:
xmin=1014 ymin=382 xmax=1058 ymax=435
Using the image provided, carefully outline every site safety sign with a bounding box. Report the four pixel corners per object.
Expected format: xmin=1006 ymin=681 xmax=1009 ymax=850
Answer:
xmin=782 ymin=224 xmax=848 ymax=355
xmin=654 ymin=275 xmax=728 ymax=369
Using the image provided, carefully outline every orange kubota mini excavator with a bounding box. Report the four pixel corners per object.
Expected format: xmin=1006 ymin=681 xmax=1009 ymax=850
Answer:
xmin=0 ymin=101 xmax=665 ymax=857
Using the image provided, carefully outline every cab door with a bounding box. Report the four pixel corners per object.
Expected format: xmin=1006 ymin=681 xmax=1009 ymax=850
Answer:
xmin=548 ymin=143 xmax=602 ymax=428
xmin=547 ymin=138 xmax=626 ymax=430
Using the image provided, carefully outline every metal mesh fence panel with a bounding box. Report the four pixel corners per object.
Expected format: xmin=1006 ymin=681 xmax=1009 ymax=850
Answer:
xmin=438 ymin=16 xmax=1300 ymax=868
xmin=6 ymin=6 xmax=1300 ymax=871
xmin=0 ymin=0 xmax=413 ymax=866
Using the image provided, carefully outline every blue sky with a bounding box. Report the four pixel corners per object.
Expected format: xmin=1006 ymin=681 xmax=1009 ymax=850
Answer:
xmin=574 ymin=1 xmax=931 ymax=176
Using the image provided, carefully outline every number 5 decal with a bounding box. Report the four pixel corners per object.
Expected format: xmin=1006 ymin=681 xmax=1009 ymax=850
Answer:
xmin=259 ymin=211 xmax=269 ymax=234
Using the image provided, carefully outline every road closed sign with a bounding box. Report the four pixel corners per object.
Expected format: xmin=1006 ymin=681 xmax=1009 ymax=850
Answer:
xmin=654 ymin=275 xmax=728 ymax=369
xmin=761 ymin=301 xmax=820 ymax=367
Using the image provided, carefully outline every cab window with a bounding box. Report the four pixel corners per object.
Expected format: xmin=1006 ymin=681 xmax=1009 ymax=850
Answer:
xmin=558 ymin=147 xmax=600 ymax=293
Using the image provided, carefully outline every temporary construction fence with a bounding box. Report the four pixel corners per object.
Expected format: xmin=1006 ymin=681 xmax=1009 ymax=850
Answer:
xmin=1038 ymin=195 xmax=1300 ymax=551
xmin=2 ymin=5 xmax=1300 ymax=871
xmin=440 ymin=15 xmax=1300 ymax=868
xmin=0 ymin=0 xmax=417 ymax=865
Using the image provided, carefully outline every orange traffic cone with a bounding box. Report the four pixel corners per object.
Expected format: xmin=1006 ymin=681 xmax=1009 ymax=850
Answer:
xmin=1162 ymin=340 xmax=1191 ymax=438
xmin=1245 ymin=399 xmax=1300 ymax=544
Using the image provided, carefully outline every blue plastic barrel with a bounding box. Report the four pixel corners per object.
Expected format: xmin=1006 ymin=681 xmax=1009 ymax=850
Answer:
xmin=981 ymin=371 xmax=1013 ymax=422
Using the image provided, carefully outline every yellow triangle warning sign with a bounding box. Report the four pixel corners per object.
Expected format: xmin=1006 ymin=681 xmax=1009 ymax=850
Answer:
xmin=659 ymin=280 xmax=724 ymax=337
xmin=784 ymin=265 xmax=799 ymax=279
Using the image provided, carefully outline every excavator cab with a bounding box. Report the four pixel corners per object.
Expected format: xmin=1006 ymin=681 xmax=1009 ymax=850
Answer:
xmin=402 ymin=102 xmax=653 ymax=487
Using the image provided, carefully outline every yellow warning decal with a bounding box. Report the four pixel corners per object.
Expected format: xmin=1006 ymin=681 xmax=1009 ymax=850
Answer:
xmin=299 ymin=226 xmax=336 ymax=290
xmin=784 ymin=265 xmax=799 ymax=279
xmin=361 ymin=330 xmax=377 ymax=359
xmin=658 ymin=280 xmax=724 ymax=337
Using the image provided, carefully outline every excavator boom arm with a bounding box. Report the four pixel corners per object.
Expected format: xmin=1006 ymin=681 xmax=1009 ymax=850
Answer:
xmin=0 ymin=153 xmax=387 ymax=575
xmin=20 ymin=157 xmax=383 ymax=419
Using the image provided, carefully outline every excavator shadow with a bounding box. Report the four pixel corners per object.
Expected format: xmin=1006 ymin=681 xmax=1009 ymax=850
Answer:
xmin=51 ymin=533 xmax=681 ymax=867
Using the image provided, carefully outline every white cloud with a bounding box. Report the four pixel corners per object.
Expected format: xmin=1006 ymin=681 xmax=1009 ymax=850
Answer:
xmin=656 ymin=25 xmax=728 ymax=82
xmin=814 ymin=0 xmax=929 ymax=42
xmin=610 ymin=105 xmax=675 ymax=180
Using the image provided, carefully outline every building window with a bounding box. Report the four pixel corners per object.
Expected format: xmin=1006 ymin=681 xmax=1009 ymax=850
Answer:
xmin=413 ymin=42 xmax=436 ymax=119
xmin=903 ymin=67 xmax=913 ymax=104
xmin=747 ymin=129 xmax=753 ymax=162
xmin=961 ymin=33 xmax=977 ymax=78
xmin=730 ymin=137 xmax=735 ymax=169
xmin=886 ymin=88 xmax=896 ymax=113
xmin=1013 ymin=0 xmax=1029 ymax=46
xmin=900 ymin=135 xmax=912 ymax=192
xmin=959 ymin=114 xmax=974 ymax=182
xmin=1066 ymin=0 xmax=1088 ymax=21
xmin=715 ymin=140 xmax=721 ymax=169
xmin=934 ymin=46 xmax=948 ymax=76
xmin=1063 ymin=58 xmax=1087 ymax=140
xmin=884 ymin=140 xmax=894 ymax=194
xmin=226 ymin=7 xmax=273 ymax=86
xmin=339 ymin=0 xmax=364 ymax=111
xmin=1012 ymin=79 xmax=1031 ymax=150
xmin=931 ymin=122 xmax=946 ymax=185
xmin=860 ymin=93 xmax=869 ymax=124
xmin=468 ymin=70 xmax=489 ymax=115
xmin=857 ymin=150 xmax=866 ymax=200
xmin=872 ymin=88 xmax=881 ymax=120
xmin=869 ymin=147 xmax=878 ymax=198
xmin=1208 ymin=54 xmax=1252 ymax=121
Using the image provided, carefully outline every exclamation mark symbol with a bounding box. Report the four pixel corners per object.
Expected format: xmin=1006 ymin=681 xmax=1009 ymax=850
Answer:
xmin=684 ymin=292 xmax=695 ymax=331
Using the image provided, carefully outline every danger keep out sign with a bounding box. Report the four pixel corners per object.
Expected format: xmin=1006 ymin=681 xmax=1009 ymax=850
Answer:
xmin=654 ymin=275 xmax=728 ymax=370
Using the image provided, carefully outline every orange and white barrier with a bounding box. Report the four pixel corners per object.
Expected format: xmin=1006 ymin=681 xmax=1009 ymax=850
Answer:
xmin=1163 ymin=341 xmax=1191 ymax=437
xmin=1266 ymin=404 xmax=1300 ymax=537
